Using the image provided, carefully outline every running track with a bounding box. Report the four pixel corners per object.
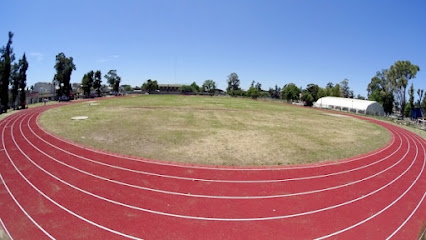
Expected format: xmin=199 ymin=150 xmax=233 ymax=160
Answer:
xmin=0 ymin=103 xmax=425 ymax=239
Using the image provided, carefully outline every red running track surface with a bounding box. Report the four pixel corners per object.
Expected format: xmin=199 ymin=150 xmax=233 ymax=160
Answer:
xmin=0 ymin=103 xmax=425 ymax=240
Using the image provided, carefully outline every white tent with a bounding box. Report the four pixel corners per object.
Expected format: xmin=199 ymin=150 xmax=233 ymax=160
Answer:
xmin=313 ymin=96 xmax=385 ymax=116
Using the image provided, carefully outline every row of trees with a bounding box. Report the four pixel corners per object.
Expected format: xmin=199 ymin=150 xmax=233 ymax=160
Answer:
xmin=54 ymin=51 xmax=122 ymax=99
xmin=0 ymin=32 xmax=29 ymax=112
xmin=81 ymin=69 xmax=121 ymax=98
xmin=225 ymin=72 xmax=356 ymax=104
xmin=367 ymin=61 xmax=421 ymax=116
xmin=140 ymin=79 xmax=217 ymax=95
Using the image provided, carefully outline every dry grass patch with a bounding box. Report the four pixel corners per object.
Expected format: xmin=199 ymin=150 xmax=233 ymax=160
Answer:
xmin=39 ymin=95 xmax=390 ymax=166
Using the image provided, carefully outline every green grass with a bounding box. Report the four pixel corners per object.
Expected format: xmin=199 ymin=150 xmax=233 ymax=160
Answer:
xmin=39 ymin=95 xmax=391 ymax=166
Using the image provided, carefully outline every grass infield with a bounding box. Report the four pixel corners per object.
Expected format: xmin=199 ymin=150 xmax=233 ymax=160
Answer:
xmin=39 ymin=95 xmax=391 ymax=166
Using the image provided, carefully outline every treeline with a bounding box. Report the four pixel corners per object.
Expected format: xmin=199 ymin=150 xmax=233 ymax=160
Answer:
xmin=80 ymin=69 xmax=122 ymax=98
xmin=0 ymin=32 xmax=29 ymax=112
xmin=367 ymin=61 xmax=422 ymax=116
xmin=225 ymin=72 xmax=356 ymax=105
xmin=140 ymin=79 xmax=217 ymax=95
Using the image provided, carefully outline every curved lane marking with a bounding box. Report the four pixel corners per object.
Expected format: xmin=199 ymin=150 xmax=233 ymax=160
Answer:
xmin=9 ymin=112 xmax=422 ymax=221
xmin=21 ymin=113 xmax=412 ymax=199
xmin=386 ymin=192 xmax=426 ymax=239
xmin=0 ymin=115 xmax=55 ymax=239
xmin=28 ymin=112 xmax=403 ymax=183
xmin=315 ymin=135 xmax=424 ymax=239
xmin=3 ymin=114 xmax=142 ymax=240
xmin=34 ymin=110 xmax=396 ymax=171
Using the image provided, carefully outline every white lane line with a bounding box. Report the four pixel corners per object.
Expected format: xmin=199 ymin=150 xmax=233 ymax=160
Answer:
xmin=12 ymin=113 xmax=422 ymax=221
xmin=386 ymin=192 xmax=426 ymax=239
xmin=20 ymin=113 xmax=412 ymax=199
xmin=0 ymin=217 xmax=14 ymax=240
xmin=28 ymin=112 xmax=404 ymax=183
xmin=0 ymin=114 xmax=53 ymax=240
xmin=315 ymin=136 xmax=424 ymax=239
xmin=34 ymin=111 xmax=396 ymax=171
xmin=4 ymin=114 xmax=142 ymax=240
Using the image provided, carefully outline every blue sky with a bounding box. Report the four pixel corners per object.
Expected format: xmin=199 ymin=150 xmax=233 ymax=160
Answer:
xmin=2 ymin=0 xmax=426 ymax=97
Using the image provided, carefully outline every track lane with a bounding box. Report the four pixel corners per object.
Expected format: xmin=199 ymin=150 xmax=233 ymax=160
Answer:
xmin=4 ymin=111 xmax=426 ymax=240
xmin=15 ymin=112 xmax=420 ymax=218
xmin=32 ymin=110 xmax=398 ymax=179
xmin=0 ymin=103 xmax=425 ymax=239
xmin=23 ymin=112 xmax=409 ymax=198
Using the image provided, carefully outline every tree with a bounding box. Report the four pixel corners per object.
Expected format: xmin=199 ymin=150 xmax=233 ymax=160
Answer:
xmin=0 ymin=32 xmax=14 ymax=112
xmin=10 ymin=63 xmax=19 ymax=109
xmin=305 ymin=84 xmax=320 ymax=101
xmin=405 ymin=83 xmax=415 ymax=117
xmin=179 ymin=85 xmax=193 ymax=94
xmin=255 ymin=82 xmax=262 ymax=91
xmin=104 ymin=70 xmax=121 ymax=93
xmin=301 ymin=91 xmax=314 ymax=106
xmin=123 ymin=85 xmax=133 ymax=92
xmin=82 ymin=71 xmax=94 ymax=98
xmin=190 ymin=82 xmax=200 ymax=93
xmin=388 ymin=60 xmax=420 ymax=114
xmin=416 ymin=89 xmax=424 ymax=107
xmin=247 ymin=86 xmax=260 ymax=99
xmin=340 ymin=79 xmax=352 ymax=98
xmin=367 ymin=70 xmax=394 ymax=115
xmin=227 ymin=72 xmax=240 ymax=92
xmin=141 ymin=79 xmax=158 ymax=93
xmin=268 ymin=85 xmax=281 ymax=99
xmin=282 ymin=83 xmax=301 ymax=102
xmin=93 ymin=70 xmax=102 ymax=97
xmin=331 ymin=84 xmax=342 ymax=97
xmin=356 ymin=94 xmax=366 ymax=100
xmin=17 ymin=54 xmax=28 ymax=108
xmin=53 ymin=52 xmax=76 ymax=98
xmin=202 ymin=79 xmax=216 ymax=95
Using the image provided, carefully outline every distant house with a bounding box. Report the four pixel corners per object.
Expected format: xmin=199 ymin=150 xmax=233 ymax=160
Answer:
xmin=33 ymin=82 xmax=56 ymax=101
xmin=158 ymin=84 xmax=183 ymax=94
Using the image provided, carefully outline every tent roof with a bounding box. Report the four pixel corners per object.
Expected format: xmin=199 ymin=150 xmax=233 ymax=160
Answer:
xmin=314 ymin=97 xmax=380 ymax=110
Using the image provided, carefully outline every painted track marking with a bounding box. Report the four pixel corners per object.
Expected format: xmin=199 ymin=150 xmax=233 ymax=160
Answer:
xmin=8 ymin=112 xmax=422 ymax=221
xmin=21 ymin=113 xmax=412 ymax=199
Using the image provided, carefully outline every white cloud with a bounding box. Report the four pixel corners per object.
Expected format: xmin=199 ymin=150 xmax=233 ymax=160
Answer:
xmin=29 ymin=52 xmax=44 ymax=61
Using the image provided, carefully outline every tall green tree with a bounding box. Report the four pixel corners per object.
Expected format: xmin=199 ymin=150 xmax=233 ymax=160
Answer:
xmin=268 ymin=85 xmax=281 ymax=99
xmin=202 ymin=79 xmax=216 ymax=94
xmin=282 ymin=83 xmax=301 ymax=102
xmin=301 ymin=83 xmax=320 ymax=106
xmin=10 ymin=63 xmax=19 ymax=108
xmin=141 ymin=79 xmax=158 ymax=93
xmin=93 ymin=70 xmax=102 ymax=96
xmin=405 ymin=83 xmax=415 ymax=117
xmin=331 ymin=84 xmax=342 ymax=97
xmin=367 ymin=70 xmax=394 ymax=115
xmin=416 ymin=89 xmax=424 ymax=107
xmin=15 ymin=54 xmax=28 ymax=108
xmin=104 ymin=70 xmax=121 ymax=93
xmin=190 ymin=82 xmax=200 ymax=93
xmin=226 ymin=72 xmax=240 ymax=92
xmin=53 ymin=52 xmax=76 ymax=98
xmin=340 ymin=79 xmax=351 ymax=98
xmin=388 ymin=60 xmax=420 ymax=113
xmin=82 ymin=71 xmax=94 ymax=98
xmin=0 ymin=32 xmax=14 ymax=112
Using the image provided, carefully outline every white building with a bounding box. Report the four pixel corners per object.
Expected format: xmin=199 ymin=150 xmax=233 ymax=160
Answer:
xmin=313 ymin=96 xmax=385 ymax=116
